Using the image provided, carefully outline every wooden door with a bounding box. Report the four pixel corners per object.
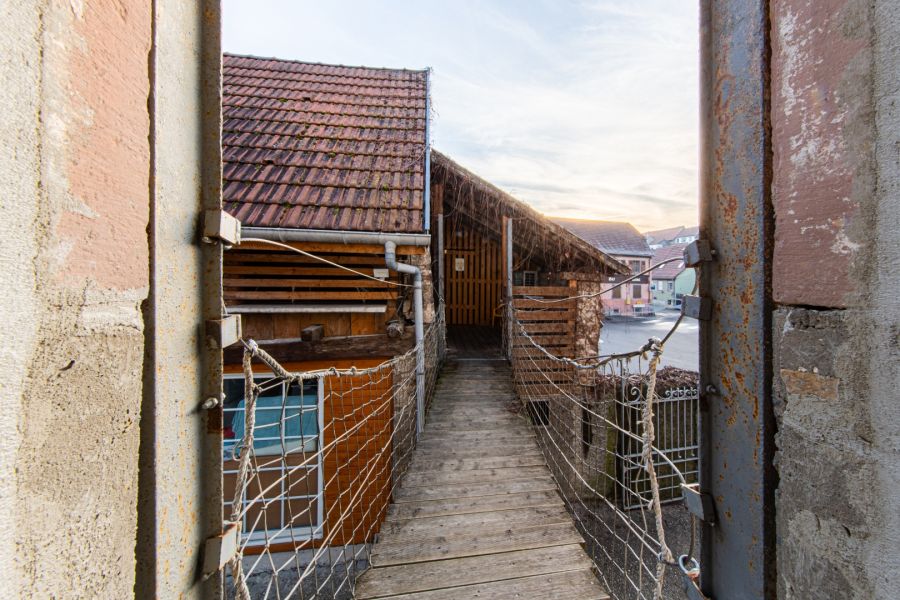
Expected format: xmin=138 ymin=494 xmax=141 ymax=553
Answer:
xmin=444 ymin=220 xmax=502 ymax=326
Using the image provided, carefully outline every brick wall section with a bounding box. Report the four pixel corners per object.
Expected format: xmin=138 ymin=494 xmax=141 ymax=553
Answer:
xmin=771 ymin=0 xmax=873 ymax=307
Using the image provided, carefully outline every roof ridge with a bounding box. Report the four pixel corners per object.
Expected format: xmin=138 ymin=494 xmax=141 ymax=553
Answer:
xmin=551 ymin=216 xmax=637 ymax=226
xmin=223 ymin=52 xmax=430 ymax=74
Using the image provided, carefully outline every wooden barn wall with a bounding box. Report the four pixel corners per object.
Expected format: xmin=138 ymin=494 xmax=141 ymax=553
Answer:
xmin=224 ymin=242 xmax=428 ymax=340
xmin=223 ymin=357 xmax=393 ymax=550
xmin=444 ymin=218 xmax=502 ymax=326
xmin=509 ymin=286 xmax=577 ymax=397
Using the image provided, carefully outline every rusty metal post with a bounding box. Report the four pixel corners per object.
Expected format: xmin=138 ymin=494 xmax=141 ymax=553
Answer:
xmin=699 ymin=1 xmax=775 ymax=598
xmin=136 ymin=1 xmax=223 ymax=598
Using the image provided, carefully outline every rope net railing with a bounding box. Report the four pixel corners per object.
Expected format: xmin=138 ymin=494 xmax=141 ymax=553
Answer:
xmin=506 ymin=283 xmax=701 ymax=600
xmin=223 ymin=309 xmax=445 ymax=600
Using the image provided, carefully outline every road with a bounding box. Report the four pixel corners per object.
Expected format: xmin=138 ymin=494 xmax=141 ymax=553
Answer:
xmin=599 ymin=311 xmax=699 ymax=371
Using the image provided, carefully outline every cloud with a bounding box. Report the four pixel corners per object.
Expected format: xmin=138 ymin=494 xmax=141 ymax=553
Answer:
xmin=223 ymin=0 xmax=699 ymax=230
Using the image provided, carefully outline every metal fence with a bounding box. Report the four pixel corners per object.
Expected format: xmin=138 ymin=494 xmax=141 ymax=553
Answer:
xmin=508 ymin=302 xmax=702 ymax=600
xmin=618 ymin=386 xmax=700 ymax=510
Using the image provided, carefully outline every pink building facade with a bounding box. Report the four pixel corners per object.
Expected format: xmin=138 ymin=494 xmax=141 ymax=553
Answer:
xmin=551 ymin=218 xmax=654 ymax=317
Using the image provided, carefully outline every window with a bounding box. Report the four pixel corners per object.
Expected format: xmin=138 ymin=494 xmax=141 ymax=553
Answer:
xmin=514 ymin=271 xmax=538 ymax=286
xmin=668 ymin=281 xmax=674 ymax=291
xmin=612 ymin=285 xmax=622 ymax=299
xmin=628 ymin=259 xmax=643 ymax=273
xmin=526 ymin=400 xmax=550 ymax=426
xmin=223 ymin=375 xmax=323 ymax=544
xmin=633 ymin=284 xmax=642 ymax=299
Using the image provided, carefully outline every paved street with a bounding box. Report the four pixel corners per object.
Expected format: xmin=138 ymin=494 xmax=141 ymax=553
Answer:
xmin=599 ymin=311 xmax=699 ymax=371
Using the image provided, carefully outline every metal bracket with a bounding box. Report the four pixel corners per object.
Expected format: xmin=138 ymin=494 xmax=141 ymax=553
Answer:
xmin=202 ymin=522 xmax=240 ymax=580
xmin=202 ymin=209 xmax=241 ymax=247
xmin=683 ymin=239 xmax=714 ymax=267
xmin=682 ymin=295 xmax=712 ymax=321
xmin=206 ymin=315 xmax=242 ymax=349
xmin=682 ymin=483 xmax=716 ymax=524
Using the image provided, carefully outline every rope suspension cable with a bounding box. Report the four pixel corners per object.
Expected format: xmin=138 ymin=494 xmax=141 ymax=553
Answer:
xmin=505 ymin=268 xmax=702 ymax=600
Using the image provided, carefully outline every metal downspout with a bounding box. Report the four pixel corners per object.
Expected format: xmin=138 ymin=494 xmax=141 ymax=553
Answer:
xmin=384 ymin=241 xmax=425 ymax=436
xmin=423 ymin=68 xmax=432 ymax=233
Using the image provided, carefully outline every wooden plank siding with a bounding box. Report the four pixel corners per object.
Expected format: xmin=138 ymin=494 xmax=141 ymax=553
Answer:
xmin=225 ymin=242 xmax=417 ymax=339
xmin=510 ymin=286 xmax=577 ymax=397
xmin=223 ymin=358 xmax=395 ymax=550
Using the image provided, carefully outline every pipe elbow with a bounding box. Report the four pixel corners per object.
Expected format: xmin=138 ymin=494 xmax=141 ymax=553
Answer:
xmin=384 ymin=240 xmax=399 ymax=270
xmin=384 ymin=241 xmax=419 ymax=277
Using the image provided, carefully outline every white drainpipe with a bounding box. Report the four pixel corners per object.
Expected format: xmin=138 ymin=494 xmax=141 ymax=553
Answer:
xmin=384 ymin=241 xmax=426 ymax=435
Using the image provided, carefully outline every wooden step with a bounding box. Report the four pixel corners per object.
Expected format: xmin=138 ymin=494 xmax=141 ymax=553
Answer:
xmin=385 ymin=489 xmax=564 ymax=521
xmin=393 ymin=476 xmax=557 ymax=502
xmin=373 ymin=569 xmax=608 ymax=600
xmin=401 ymin=465 xmax=551 ymax=488
xmin=370 ymin=521 xmax=585 ymax=566
xmin=355 ymin=544 xmax=595 ymax=599
xmin=410 ymin=448 xmax=544 ymax=471
xmin=378 ymin=505 xmax=571 ymax=539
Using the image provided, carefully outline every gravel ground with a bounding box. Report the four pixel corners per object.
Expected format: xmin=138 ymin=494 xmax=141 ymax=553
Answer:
xmin=574 ymin=499 xmax=695 ymax=600
xmin=226 ymin=561 xmax=363 ymax=600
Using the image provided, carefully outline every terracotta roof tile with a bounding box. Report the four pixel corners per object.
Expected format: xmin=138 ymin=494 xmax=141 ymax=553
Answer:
xmin=644 ymin=225 xmax=695 ymax=245
xmin=222 ymin=53 xmax=428 ymax=232
xmin=551 ymin=218 xmax=652 ymax=257
xmin=651 ymin=243 xmax=689 ymax=279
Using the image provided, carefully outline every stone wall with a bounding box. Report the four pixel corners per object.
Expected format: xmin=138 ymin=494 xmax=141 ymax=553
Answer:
xmin=770 ymin=1 xmax=900 ymax=597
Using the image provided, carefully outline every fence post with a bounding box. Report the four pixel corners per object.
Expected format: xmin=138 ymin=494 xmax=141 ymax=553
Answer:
xmin=503 ymin=216 xmax=513 ymax=359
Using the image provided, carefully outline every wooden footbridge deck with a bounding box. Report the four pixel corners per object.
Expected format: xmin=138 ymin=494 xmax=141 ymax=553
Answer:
xmin=356 ymin=357 xmax=608 ymax=599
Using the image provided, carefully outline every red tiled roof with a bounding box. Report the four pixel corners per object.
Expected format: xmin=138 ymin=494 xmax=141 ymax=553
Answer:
xmin=551 ymin=218 xmax=652 ymax=257
xmin=222 ymin=53 xmax=428 ymax=232
xmin=650 ymin=243 xmax=689 ymax=279
xmin=644 ymin=225 xmax=686 ymax=245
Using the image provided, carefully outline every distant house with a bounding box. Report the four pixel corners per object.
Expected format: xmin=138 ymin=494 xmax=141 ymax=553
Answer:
xmin=221 ymin=53 xmax=432 ymax=548
xmin=650 ymin=243 xmax=696 ymax=309
xmin=644 ymin=225 xmax=699 ymax=249
xmin=552 ymin=218 xmax=653 ymax=317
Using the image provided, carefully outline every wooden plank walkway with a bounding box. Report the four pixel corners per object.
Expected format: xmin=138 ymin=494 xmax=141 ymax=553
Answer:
xmin=356 ymin=358 xmax=608 ymax=599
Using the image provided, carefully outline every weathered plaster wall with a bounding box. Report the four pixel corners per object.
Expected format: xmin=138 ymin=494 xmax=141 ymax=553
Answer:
xmin=771 ymin=1 xmax=900 ymax=597
xmin=0 ymin=2 xmax=42 ymax=596
xmin=1 ymin=0 xmax=151 ymax=597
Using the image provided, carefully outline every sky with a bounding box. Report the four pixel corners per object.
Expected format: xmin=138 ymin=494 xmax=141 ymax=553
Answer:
xmin=223 ymin=1 xmax=699 ymax=232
